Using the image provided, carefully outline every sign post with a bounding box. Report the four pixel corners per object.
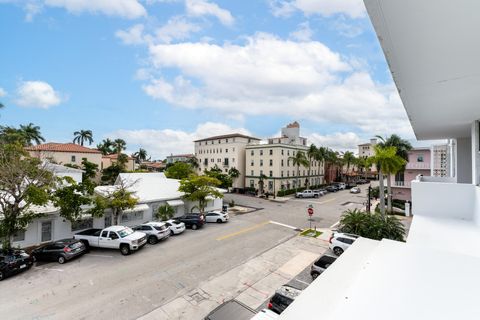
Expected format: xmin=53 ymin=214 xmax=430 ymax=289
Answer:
xmin=307 ymin=205 xmax=314 ymax=229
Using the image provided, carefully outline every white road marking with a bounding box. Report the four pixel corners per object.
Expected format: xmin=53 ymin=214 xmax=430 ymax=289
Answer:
xmin=88 ymin=254 xmax=114 ymax=258
xmin=293 ymin=278 xmax=311 ymax=286
xmin=34 ymin=267 xmax=64 ymax=272
xmin=329 ymin=221 xmax=340 ymax=229
xmin=269 ymin=220 xmax=298 ymax=230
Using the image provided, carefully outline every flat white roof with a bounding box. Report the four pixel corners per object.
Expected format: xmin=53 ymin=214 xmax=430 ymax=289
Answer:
xmin=364 ymin=0 xmax=480 ymax=139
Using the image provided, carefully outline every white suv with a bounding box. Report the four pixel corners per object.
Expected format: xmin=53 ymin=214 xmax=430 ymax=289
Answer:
xmin=205 ymin=211 xmax=229 ymax=223
xmin=133 ymin=222 xmax=170 ymax=245
xmin=329 ymin=232 xmax=358 ymax=256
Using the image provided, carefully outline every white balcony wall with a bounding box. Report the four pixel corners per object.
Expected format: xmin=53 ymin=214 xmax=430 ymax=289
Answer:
xmin=472 ymin=120 xmax=480 ymax=185
xmin=457 ymin=137 xmax=472 ymax=184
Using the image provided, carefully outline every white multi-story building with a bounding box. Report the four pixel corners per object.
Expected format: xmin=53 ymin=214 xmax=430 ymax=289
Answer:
xmin=280 ymin=1 xmax=480 ymax=319
xmin=165 ymin=153 xmax=195 ymax=164
xmin=245 ymin=122 xmax=324 ymax=194
xmin=357 ymin=138 xmax=377 ymax=158
xmin=194 ymin=133 xmax=261 ymax=190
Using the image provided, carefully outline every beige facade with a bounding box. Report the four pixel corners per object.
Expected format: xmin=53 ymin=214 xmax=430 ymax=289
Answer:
xmin=26 ymin=143 xmax=103 ymax=168
xmin=358 ymin=138 xmax=378 ymax=173
xmin=101 ymin=154 xmax=136 ymax=171
xmin=194 ymin=134 xmax=261 ymax=189
xmin=245 ymin=144 xmax=324 ymax=194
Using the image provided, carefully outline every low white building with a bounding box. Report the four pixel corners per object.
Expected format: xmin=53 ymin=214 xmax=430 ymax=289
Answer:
xmin=11 ymin=172 xmax=224 ymax=249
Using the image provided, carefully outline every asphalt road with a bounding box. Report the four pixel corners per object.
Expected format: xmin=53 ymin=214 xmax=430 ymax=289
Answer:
xmin=0 ymin=185 xmax=371 ymax=320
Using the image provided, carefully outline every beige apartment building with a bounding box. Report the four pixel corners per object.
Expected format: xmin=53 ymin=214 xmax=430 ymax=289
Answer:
xmin=358 ymin=138 xmax=378 ymax=173
xmin=245 ymin=122 xmax=324 ymax=194
xmin=194 ymin=133 xmax=261 ymax=189
xmin=26 ymin=142 xmax=103 ymax=168
xmin=101 ymin=153 xmax=136 ymax=171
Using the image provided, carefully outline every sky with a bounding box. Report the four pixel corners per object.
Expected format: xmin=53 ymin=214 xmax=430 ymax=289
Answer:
xmin=0 ymin=0 xmax=418 ymax=159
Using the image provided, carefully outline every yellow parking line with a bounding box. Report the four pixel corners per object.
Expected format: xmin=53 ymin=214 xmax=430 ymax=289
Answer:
xmin=216 ymin=221 xmax=270 ymax=241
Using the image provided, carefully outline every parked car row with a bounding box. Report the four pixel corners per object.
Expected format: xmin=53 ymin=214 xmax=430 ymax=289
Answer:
xmin=0 ymin=211 xmax=230 ymax=281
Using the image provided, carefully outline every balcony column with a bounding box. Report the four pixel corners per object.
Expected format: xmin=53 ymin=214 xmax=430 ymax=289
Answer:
xmin=472 ymin=120 xmax=480 ymax=185
xmin=457 ymin=137 xmax=472 ymax=184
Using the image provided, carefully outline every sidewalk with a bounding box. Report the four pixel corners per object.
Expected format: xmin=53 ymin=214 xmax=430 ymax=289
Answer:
xmin=138 ymin=235 xmax=329 ymax=320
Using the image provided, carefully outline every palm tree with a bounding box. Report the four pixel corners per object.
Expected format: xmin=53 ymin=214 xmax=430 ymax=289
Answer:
xmin=97 ymin=138 xmax=114 ymax=155
xmin=73 ymin=130 xmax=94 ymax=146
xmin=315 ymin=146 xmax=327 ymax=185
xmin=19 ymin=123 xmax=45 ymax=146
xmin=307 ymin=144 xmax=317 ymax=187
xmin=289 ymin=151 xmax=309 ymax=191
xmin=341 ymin=151 xmax=355 ymax=182
xmin=113 ymin=139 xmax=127 ymax=154
xmin=133 ymin=148 xmax=148 ymax=163
xmin=368 ymin=145 xmax=406 ymax=216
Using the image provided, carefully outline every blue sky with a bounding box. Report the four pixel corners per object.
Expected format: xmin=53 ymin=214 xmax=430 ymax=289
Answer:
xmin=0 ymin=0 xmax=414 ymax=159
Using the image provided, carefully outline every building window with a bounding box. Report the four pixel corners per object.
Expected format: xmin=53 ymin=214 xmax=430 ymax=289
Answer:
xmin=71 ymin=155 xmax=76 ymax=162
xmin=269 ymin=149 xmax=273 ymax=155
xmin=226 ymin=139 xmax=229 ymax=143
xmin=122 ymin=211 xmax=144 ymax=222
xmin=13 ymin=230 xmax=25 ymax=242
xmin=41 ymin=221 xmax=52 ymax=242
xmin=225 ymin=148 xmax=228 ymax=153
xmin=260 ymin=150 xmax=264 ymax=156
xmin=250 ymin=180 xmax=254 ymax=188
xmin=287 ymin=171 xmax=290 ymax=177
xmin=251 ymin=150 xmax=254 ymax=156
xmin=269 ymin=171 xmax=273 ymax=177
xmin=281 ymin=159 xmax=284 ymax=166
xmin=417 ymin=155 xmax=424 ymax=162
xmin=218 ymin=140 xmax=221 ymax=144
xmin=232 ymin=158 xmax=235 ymax=163
xmin=251 ymin=170 xmax=254 ymax=175
xmin=224 ymin=158 xmax=229 ymax=166
xmin=269 ymin=159 xmax=273 ymax=166
xmin=251 ymin=160 xmax=254 ymax=166
xmin=287 ymin=150 xmax=290 ymax=156
xmin=71 ymin=218 xmax=93 ymax=232
xmin=211 ymin=159 xmax=214 ymax=163
xmin=281 ymin=171 xmax=284 ymax=177
xmin=281 ymin=149 xmax=284 ymax=155
xmin=217 ymin=158 xmax=221 ymax=163
xmin=260 ymin=170 xmax=263 ymax=175
xmin=260 ymin=160 xmax=263 ymax=166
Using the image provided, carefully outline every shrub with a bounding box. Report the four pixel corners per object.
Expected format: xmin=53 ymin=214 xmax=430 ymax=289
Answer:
xmin=156 ymin=203 xmax=175 ymax=221
xmin=229 ymin=199 xmax=235 ymax=208
xmin=338 ymin=209 xmax=405 ymax=241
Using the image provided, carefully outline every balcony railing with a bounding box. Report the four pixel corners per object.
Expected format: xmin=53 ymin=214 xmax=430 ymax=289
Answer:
xmin=393 ymin=181 xmax=411 ymax=188
xmin=406 ymin=162 xmax=430 ymax=170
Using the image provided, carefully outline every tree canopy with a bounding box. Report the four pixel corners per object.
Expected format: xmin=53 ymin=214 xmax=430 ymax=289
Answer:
xmin=178 ymin=176 xmax=223 ymax=214
xmin=73 ymin=130 xmax=94 ymax=146
xmin=165 ymin=162 xmax=195 ymax=180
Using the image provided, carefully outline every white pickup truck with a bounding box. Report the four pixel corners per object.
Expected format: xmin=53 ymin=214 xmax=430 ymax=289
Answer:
xmin=74 ymin=226 xmax=147 ymax=255
xmin=295 ymin=190 xmax=320 ymax=198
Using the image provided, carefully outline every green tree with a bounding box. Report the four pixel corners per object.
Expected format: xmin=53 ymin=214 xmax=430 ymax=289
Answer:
xmin=73 ymin=130 xmax=94 ymax=146
xmin=19 ymin=123 xmax=45 ymax=146
xmin=188 ymin=157 xmax=199 ymax=169
xmin=165 ymin=162 xmax=195 ymax=180
xmin=338 ymin=209 xmax=405 ymax=242
xmin=258 ymin=173 xmax=267 ymax=195
xmin=307 ymin=144 xmax=317 ymax=187
xmin=81 ymin=158 xmax=98 ymax=182
xmin=0 ymin=143 xmax=55 ymax=249
xmin=90 ymin=180 xmax=138 ymax=225
xmin=51 ymin=178 xmax=93 ymax=224
xmin=156 ymin=204 xmax=175 ymax=221
xmin=0 ymin=126 xmax=27 ymax=145
xmin=228 ymin=167 xmax=241 ymax=188
xmin=342 ymin=151 xmax=355 ymax=181
xmin=113 ymin=139 xmax=127 ymax=154
xmin=315 ymin=146 xmax=327 ymax=185
xmin=289 ymin=151 xmax=309 ymax=191
xmin=204 ymin=165 xmax=232 ymax=189
xmin=133 ymin=148 xmax=148 ymax=163
xmin=178 ymin=176 xmax=223 ymax=215
xmin=368 ymin=145 xmax=406 ymax=216
xmin=97 ymin=138 xmax=114 ymax=155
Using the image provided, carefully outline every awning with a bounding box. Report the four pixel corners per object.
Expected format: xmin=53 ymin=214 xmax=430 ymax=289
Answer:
xmin=123 ymin=204 xmax=150 ymax=213
xmin=167 ymin=200 xmax=185 ymax=207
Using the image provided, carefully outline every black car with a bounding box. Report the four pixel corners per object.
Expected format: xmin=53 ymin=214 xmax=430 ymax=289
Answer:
xmin=31 ymin=239 xmax=87 ymax=264
xmin=325 ymin=185 xmax=339 ymax=192
xmin=268 ymin=285 xmax=302 ymax=314
xmin=310 ymin=255 xmax=337 ymax=279
xmin=0 ymin=250 xmax=33 ymax=281
xmin=177 ymin=214 xmax=205 ymax=230
xmin=345 ymin=183 xmax=357 ymax=189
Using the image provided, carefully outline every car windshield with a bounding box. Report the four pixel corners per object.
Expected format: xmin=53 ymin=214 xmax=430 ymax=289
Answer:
xmin=118 ymin=228 xmax=134 ymax=238
xmin=153 ymin=225 xmax=167 ymax=231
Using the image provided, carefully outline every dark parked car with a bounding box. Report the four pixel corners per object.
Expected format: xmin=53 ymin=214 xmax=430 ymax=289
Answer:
xmin=204 ymin=299 xmax=256 ymax=320
xmin=345 ymin=183 xmax=357 ymax=189
xmin=267 ymin=285 xmax=302 ymax=314
xmin=177 ymin=214 xmax=206 ymax=230
xmin=310 ymin=255 xmax=337 ymax=279
xmin=325 ymin=185 xmax=339 ymax=192
xmin=0 ymin=250 xmax=34 ymax=281
xmin=31 ymin=239 xmax=87 ymax=264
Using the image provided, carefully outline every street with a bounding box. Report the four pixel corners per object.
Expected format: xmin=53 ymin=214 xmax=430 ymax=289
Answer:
xmin=0 ymin=185 xmax=372 ymax=320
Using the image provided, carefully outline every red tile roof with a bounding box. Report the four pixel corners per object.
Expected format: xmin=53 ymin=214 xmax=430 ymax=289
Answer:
xmin=26 ymin=143 xmax=101 ymax=154
xmin=194 ymin=133 xmax=260 ymax=142
xmin=166 ymin=154 xmax=195 ymax=158
xmin=102 ymin=153 xmax=135 ymax=160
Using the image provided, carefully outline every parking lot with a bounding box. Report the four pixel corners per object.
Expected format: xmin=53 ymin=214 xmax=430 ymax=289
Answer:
xmin=1 ymin=184 xmax=374 ymax=320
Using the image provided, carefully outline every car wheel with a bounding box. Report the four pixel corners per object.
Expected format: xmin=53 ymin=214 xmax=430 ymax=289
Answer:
xmin=58 ymin=255 xmax=66 ymax=264
xmin=148 ymin=236 xmax=158 ymax=245
xmin=0 ymin=271 xmax=4 ymax=281
xmin=81 ymin=240 xmax=90 ymax=252
xmin=311 ymin=272 xmax=320 ymax=280
xmin=170 ymin=229 xmax=174 ymax=236
xmin=333 ymin=247 xmax=344 ymax=256
xmin=32 ymin=255 xmax=37 ymax=263
xmin=191 ymin=224 xmax=198 ymax=230
xmin=314 ymin=195 xmax=318 ymax=198
xmin=120 ymin=244 xmax=131 ymax=255
xmin=216 ymin=219 xmax=222 ymax=223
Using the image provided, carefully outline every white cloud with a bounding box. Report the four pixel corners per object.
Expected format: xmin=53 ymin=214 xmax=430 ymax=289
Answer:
xmin=44 ymin=0 xmax=146 ymax=19
xmin=270 ymin=0 xmax=366 ymax=19
xmin=115 ymin=24 xmax=146 ymax=45
xmin=140 ymin=33 xmax=412 ymax=138
xmin=15 ymin=81 xmax=63 ymax=109
xmin=155 ymin=16 xmax=201 ymax=43
xmin=108 ymin=122 xmax=251 ymax=159
xmin=308 ymin=132 xmax=362 ymax=153
xmin=0 ymin=87 xmax=6 ymax=97
xmin=185 ymin=0 xmax=234 ymax=26
xmin=289 ymin=21 xmax=313 ymax=42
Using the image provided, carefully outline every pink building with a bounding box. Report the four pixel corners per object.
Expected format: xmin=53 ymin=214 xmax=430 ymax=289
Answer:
xmin=391 ymin=147 xmax=431 ymax=201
